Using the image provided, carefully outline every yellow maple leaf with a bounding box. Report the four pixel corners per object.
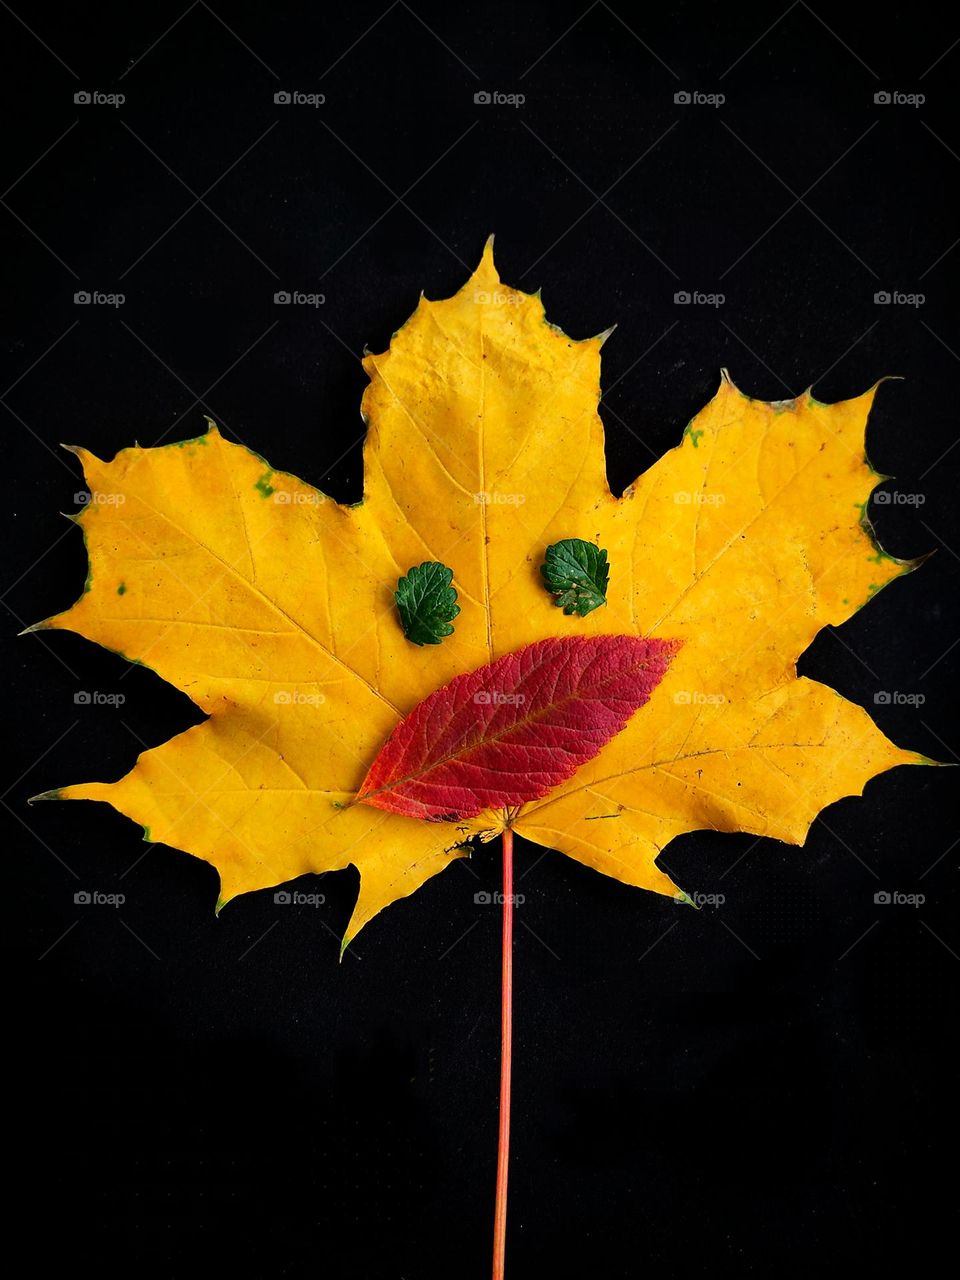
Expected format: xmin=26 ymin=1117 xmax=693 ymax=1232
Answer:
xmin=31 ymin=240 xmax=926 ymax=945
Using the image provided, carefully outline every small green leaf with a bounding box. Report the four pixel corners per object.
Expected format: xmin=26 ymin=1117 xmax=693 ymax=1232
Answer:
xmin=395 ymin=562 xmax=460 ymax=645
xmin=541 ymin=538 xmax=609 ymax=616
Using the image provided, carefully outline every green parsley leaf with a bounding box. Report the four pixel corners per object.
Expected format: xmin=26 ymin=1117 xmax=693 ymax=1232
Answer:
xmin=540 ymin=539 xmax=609 ymax=617
xmin=395 ymin=562 xmax=460 ymax=646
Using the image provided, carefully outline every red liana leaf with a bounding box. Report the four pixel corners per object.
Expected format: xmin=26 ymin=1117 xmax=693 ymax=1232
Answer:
xmin=356 ymin=635 xmax=681 ymax=821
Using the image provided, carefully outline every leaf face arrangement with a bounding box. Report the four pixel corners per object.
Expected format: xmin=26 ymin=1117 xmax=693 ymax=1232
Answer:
xmin=358 ymin=635 xmax=680 ymax=820
xmin=30 ymin=239 xmax=925 ymax=946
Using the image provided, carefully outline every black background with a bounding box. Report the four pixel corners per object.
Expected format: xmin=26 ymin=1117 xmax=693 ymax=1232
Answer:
xmin=4 ymin=3 xmax=958 ymax=1276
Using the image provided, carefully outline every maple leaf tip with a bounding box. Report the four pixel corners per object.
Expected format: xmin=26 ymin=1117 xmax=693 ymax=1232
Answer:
xmin=716 ymin=368 xmax=778 ymax=404
xmin=18 ymin=619 xmax=50 ymax=636
xmin=27 ymin=788 xmax=62 ymax=804
xmin=906 ymin=548 xmax=938 ymax=574
xmin=475 ymin=234 xmax=499 ymax=282
xmin=214 ymin=893 xmax=232 ymax=917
